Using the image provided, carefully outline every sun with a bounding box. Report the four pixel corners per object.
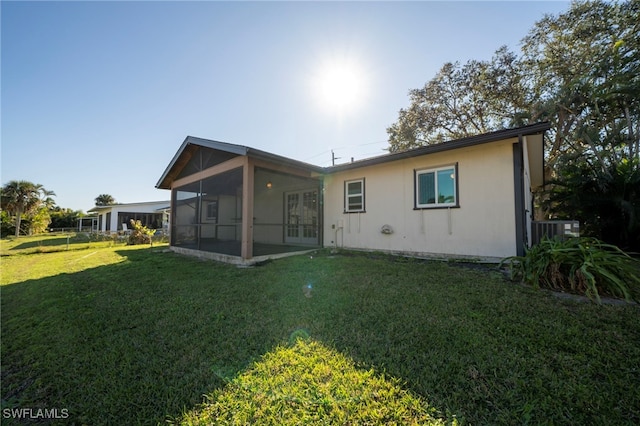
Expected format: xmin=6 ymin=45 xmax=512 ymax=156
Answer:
xmin=311 ymin=58 xmax=366 ymax=115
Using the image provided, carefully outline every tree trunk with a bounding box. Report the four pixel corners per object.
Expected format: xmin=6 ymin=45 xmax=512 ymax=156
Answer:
xmin=14 ymin=208 xmax=22 ymax=237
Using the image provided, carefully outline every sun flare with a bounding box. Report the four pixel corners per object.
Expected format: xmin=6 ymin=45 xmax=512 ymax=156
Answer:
xmin=311 ymin=58 xmax=366 ymax=114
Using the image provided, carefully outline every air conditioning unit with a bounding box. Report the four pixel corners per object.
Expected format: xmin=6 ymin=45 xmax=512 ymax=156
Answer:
xmin=531 ymin=221 xmax=580 ymax=245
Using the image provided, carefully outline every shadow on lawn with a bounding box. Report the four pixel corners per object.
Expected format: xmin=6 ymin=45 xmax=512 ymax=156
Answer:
xmin=4 ymin=234 xmax=112 ymax=253
xmin=0 ymin=248 xmax=461 ymax=425
xmin=8 ymin=235 xmax=79 ymax=250
xmin=2 ymin=248 xmax=640 ymax=425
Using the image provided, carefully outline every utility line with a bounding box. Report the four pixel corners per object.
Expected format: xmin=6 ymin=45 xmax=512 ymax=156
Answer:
xmin=303 ymin=140 xmax=388 ymax=162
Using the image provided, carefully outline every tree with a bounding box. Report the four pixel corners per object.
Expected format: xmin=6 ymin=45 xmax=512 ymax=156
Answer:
xmin=37 ymin=184 xmax=57 ymax=210
xmin=520 ymin=0 xmax=640 ymax=176
xmin=520 ymin=0 xmax=640 ymax=245
xmin=546 ymin=157 xmax=640 ymax=251
xmin=1 ymin=180 xmax=56 ymax=237
xmin=386 ymin=0 xmax=639 ymax=248
xmin=387 ymin=46 xmax=532 ymax=152
xmin=21 ymin=184 xmax=57 ymax=235
xmin=1 ymin=210 xmax=14 ymax=237
xmin=388 ymin=1 xmax=639 ymax=168
xmin=26 ymin=207 xmax=52 ymax=235
xmin=50 ymin=207 xmax=84 ymax=230
xmin=95 ymin=194 xmax=115 ymax=206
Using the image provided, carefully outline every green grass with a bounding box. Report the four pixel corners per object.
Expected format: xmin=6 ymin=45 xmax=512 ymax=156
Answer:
xmin=0 ymin=232 xmax=125 ymax=256
xmin=181 ymin=339 xmax=446 ymax=425
xmin=0 ymin=232 xmax=168 ymax=257
xmin=1 ymin=240 xmax=639 ymax=425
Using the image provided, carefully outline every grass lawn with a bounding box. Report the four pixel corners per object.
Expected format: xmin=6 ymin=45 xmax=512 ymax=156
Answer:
xmin=1 ymin=237 xmax=639 ymax=424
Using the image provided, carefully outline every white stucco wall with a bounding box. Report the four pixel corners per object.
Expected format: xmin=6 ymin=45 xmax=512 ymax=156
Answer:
xmin=93 ymin=201 xmax=170 ymax=232
xmin=322 ymin=138 xmax=519 ymax=259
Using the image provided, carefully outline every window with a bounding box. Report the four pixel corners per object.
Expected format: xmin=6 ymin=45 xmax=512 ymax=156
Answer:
xmin=206 ymin=201 xmax=218 ymax=222
xmin=344 ymin=179 xmax=365 ymax=213
xmin=415 ymin=165 xmax=457 ymax=208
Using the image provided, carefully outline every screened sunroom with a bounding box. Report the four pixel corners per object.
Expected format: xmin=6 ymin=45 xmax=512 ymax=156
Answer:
xmin=156 ymin=137 xmax=323 ymax=264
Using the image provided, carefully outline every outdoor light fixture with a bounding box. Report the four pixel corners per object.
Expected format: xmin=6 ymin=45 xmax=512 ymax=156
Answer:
xmin=266 ymin=181 xmax=273 ymax=189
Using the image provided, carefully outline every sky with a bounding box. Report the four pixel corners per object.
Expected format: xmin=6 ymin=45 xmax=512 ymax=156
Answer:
xmin=1 ymin=0 xmax=571 ymax=212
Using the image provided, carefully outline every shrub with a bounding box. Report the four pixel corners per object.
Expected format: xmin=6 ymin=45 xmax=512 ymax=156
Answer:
xmin=128 ymin=219 xmax=155 ymax=245
xmin=501 ymin=237 xmax=640 ymax=304
xmin=1 ymin=210 xmax=15 ymax=237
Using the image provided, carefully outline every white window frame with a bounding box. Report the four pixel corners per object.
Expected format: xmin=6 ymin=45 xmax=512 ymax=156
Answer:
xmin=415 ymin=165 xmax=458 ymax=209
xmin=344 ymin=178 xmax=365 ymax=213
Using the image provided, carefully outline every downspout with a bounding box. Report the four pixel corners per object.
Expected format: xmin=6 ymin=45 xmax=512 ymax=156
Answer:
xmin=513 ymin=135 xmax=526 ymax=256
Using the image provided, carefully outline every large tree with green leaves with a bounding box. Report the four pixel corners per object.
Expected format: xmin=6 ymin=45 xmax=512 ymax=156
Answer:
xmin=389 ymin=1 xmax=639 ymax=164
xmin=1 ymin=180 xmax=56 ymax=237
xmin=387 ymin=46 xmax=532 ymax=152
xmin=520 ymin=0 xmax=640 ymax=175
xmin=521 ymin=0 xmax=640 ymax=249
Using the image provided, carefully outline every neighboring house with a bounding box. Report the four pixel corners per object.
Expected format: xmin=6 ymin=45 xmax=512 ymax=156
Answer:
xmin=156 ymin=122 xmax=550 ymax=264
xmin=87 ymin=201 xmax=170 ymax=234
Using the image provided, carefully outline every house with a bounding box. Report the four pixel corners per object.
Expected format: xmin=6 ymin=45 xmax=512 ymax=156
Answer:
xmin=87 ymin=201 xmax=170 ymax=234
xmin=156 ymin=122 xmax=550 ymax=264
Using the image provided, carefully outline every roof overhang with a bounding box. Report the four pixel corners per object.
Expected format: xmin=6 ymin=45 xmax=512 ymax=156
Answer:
xmin=324 ymin=122 xmax=550 ymax=173
xmin=156 ymin=123 xmax=550 ymax=189
xmin=156 ymin=136 xmax=323 ymax=189
xmin=524 ymin=132 xmax=545 ymax=188
xmin=87 ymin=201 xmax=171 ymax=214
xmin=87 ymin=205 xmax=111 ymax=214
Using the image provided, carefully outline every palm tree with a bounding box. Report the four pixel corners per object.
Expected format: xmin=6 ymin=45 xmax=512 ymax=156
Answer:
xmin=1 ymin=180 xmax=54 ymax=237
xmin=95 ymin=194 xmax=115 ymax=206
xmin=36 ymin=184 xmax=57 ymax=210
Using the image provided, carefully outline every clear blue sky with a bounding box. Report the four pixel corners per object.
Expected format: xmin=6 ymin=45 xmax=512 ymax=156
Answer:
xmin=1 ymin=1 xmax=570 ymax=212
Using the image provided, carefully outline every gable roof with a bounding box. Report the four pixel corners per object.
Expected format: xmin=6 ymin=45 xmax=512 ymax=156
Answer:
xmin=324 ymin=122 xmax=550 ymax=173
xmin=155 ymin=136 xmax=324 ymax=189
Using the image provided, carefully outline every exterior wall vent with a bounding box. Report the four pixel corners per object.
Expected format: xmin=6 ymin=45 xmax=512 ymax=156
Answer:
xmin=381 ymin=224 xmax=394 ymax=235
xmin=531 ymin=220 xmax=580 ymax=245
